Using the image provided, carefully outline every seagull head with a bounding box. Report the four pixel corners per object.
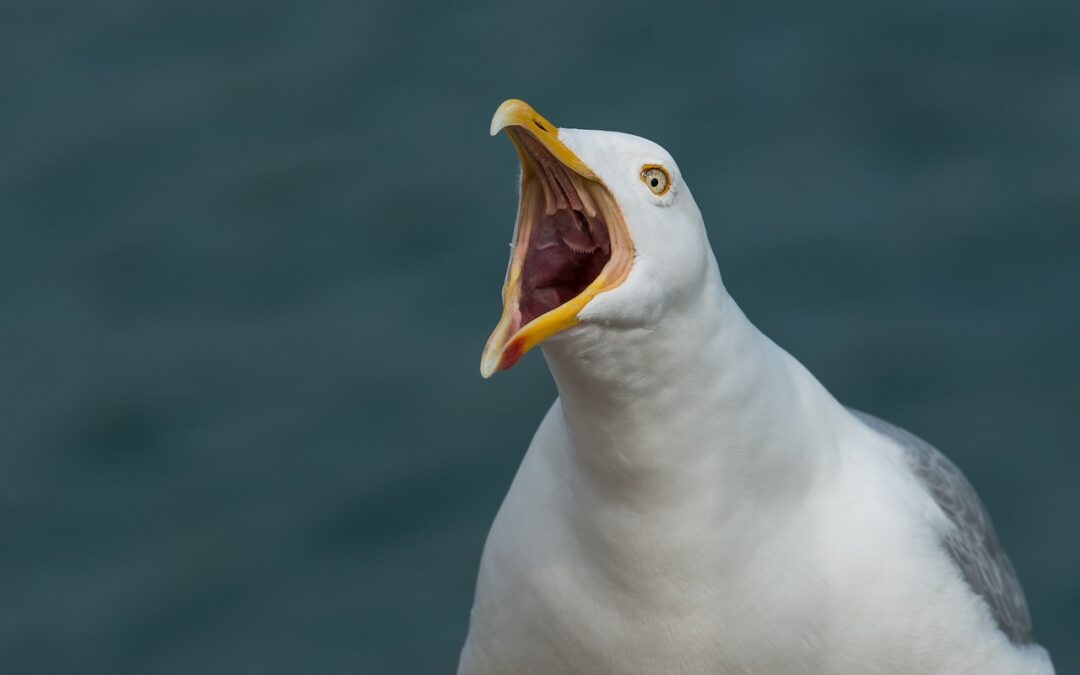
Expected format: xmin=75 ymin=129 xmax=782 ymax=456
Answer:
xmin=481 ymin=99 xmax=712 ymax=377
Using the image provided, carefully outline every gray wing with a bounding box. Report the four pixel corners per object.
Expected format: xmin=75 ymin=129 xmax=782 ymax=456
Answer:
xmin=850 ymin=409 xmax=1034 ymax=645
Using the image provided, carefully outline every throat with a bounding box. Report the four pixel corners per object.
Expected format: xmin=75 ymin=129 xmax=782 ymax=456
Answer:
xmin=540 ymin=280 xmax=840 ymax=508
xmin=520 ymin=208 xmax=609 ymax=325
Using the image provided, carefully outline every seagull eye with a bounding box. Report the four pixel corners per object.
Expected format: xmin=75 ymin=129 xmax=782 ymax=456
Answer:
xmin=640 ymin=166 xmax=670 ymax=196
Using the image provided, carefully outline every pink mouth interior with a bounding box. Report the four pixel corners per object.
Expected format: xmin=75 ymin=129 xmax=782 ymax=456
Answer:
xmin=511 ymin=130 xmax=611 ymax=327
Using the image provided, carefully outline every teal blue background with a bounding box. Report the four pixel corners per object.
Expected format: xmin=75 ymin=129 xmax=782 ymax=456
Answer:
xmin=3 ymin=1 xmax=1077 ymax=673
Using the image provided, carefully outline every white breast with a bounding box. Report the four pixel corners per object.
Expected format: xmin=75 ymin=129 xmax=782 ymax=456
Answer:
xmin=458 ymin=401 xmax=1053 ymax=675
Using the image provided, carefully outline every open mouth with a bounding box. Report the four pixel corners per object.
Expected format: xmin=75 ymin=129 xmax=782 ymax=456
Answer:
xmin=481 ymin=100 xmax=633 ymax=377
xmin=513 ymin=129 xmax=612 ymax=326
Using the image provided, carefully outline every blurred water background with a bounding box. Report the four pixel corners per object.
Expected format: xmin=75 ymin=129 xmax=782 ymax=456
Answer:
xmin=2 ymin=1 xmax=1078 ymax=673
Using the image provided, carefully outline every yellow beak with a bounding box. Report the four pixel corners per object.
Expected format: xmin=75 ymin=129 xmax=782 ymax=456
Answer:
xmin=488 ymin=99 xmax=598 ymax=180
xmin=480 ymin=100 xmax=633 ymax=378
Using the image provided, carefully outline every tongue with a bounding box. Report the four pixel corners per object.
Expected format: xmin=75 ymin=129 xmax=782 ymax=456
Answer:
xmin=518 ymin=207 xmax=611 ymax=326
xmin=525 ymin=218 xmax=588 ymax=288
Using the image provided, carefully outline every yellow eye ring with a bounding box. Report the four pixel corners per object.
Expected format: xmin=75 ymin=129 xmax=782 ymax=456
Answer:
xmin=640 ymin=165 xmax=671 ymax=196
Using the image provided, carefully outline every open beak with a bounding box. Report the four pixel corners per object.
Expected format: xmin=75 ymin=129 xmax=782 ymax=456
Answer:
xmin=480 ymin=99 xmax=634 ymax=377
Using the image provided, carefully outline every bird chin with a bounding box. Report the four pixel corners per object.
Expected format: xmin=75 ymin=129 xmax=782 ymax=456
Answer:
xmin=481 ymin=126 xmax=633 ymax=378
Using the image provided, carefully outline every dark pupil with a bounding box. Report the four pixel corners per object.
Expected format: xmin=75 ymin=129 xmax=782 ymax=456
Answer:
xmin=650 ymin=177 xmax=659 ymax=187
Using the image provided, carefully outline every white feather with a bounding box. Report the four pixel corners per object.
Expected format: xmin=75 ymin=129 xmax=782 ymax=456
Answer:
xmin=459 ymin=127 xmax=1054 ymax=675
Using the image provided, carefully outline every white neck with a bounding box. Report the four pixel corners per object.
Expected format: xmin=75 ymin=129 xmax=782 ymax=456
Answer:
xmin=540 ymin=253 xmax=844 ymax=515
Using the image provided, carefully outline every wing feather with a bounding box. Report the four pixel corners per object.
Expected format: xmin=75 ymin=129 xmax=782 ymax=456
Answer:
xmin=851 ymin=410 xmax=1034 ymax=645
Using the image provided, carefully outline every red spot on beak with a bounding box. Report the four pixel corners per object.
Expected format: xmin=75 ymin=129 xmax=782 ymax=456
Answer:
xmin=498 ymin=338 xmax=526 ymax=372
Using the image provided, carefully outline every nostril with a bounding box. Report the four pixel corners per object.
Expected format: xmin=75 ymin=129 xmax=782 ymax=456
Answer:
xmin=534 ymin=119 xmax=547 ymax=131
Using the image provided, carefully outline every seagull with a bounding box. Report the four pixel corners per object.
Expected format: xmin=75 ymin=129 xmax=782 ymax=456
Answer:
xmin=459 ymin=99 xmax=1054 ymax=675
